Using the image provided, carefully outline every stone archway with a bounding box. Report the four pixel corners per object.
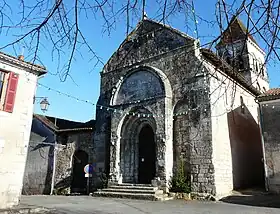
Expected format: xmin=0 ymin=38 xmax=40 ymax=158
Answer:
xmin=118 ymin=109 xmax=157 ymax=184
xmin=108 ymin=66 xmax=173 ymax=189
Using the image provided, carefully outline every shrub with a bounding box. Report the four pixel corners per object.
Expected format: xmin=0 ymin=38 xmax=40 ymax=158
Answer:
xmin=99 ymin=172 xmax=108 ymax=189
xmin=169 ymin=158 xmax=191 ymax=193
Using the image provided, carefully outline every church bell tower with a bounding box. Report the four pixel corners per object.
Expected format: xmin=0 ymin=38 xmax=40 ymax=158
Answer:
xmin=216 ymin=17 xmax=269 ymax=92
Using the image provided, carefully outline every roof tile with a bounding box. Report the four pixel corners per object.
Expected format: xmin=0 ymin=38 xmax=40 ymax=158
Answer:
xmin=258 ymin=88 xmax=280 ymax=101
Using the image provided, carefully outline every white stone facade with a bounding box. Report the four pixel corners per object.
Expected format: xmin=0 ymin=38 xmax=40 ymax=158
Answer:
xmin=0 ymin=54 xmax=46 ymax=209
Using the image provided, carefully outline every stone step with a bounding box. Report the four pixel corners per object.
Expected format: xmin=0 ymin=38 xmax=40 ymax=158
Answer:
xmin=102 ymin=188 xmax=163 ymax=194
xmin=93 ymin=191 xmax=159 ymax=200
xmin=92 ymin=183 xmax=173 ymax=201
xmin=109 ymin=185 xmax=158 ymax=191
xmin=113 ymin=183 xmax=154 ymax=187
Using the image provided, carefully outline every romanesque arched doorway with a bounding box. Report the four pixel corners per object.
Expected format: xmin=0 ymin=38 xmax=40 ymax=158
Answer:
xmin=119 ymin=108 xmax=157 ymax=184
xmin=138 ymin=124 xmax=156 ymax=184
xmin=71 ymin=150 xmax=88 ymax=194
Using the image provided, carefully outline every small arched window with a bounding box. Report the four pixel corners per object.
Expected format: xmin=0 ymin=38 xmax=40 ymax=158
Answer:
xmin=240 ymin=96 xmax=245 ymax=114
xmin=256 ymin=82 xmax=261 ymax=91
xmin=260 ymin=64 xmax=265 ymax=76
xmin=255 ymin=61 xmax=259 ymax=72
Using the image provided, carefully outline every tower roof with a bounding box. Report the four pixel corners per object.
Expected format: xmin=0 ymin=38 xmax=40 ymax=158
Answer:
xmin=217 ymin=16 xmax=258 ymax=47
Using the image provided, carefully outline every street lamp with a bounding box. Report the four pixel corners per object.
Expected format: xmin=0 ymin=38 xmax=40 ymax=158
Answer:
xmin=34 ymin=97 xmax=50 ymax=112
xmin=40 ymin=98 xmax=50 ymax=112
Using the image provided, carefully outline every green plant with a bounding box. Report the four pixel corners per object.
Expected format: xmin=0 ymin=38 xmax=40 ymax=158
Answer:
xmin=53 ymin=187 xmax=70 ymax=195
xmin=169 ymin=158 xmax=191 ymax=193
xmin=99 ymin=172 xmax=108 ymax=189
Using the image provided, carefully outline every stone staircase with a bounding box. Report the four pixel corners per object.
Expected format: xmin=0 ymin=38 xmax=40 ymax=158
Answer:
xmin=92 ymin=183 xmax=173 ymax=201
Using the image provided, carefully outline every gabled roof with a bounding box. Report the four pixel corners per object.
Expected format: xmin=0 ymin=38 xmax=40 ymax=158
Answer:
xmin=216 ymin=16 xmax=258 ymax=47
xmin=103 ymin=18 xmax=195 ymax=73
xmin=0 ymin=52 xmax=47 ymax=76
xmin=134 ymin=18 xmax=196 ymax=41
xmin=33 ymin=114 xmax=58 ymax=131
xmin=33 ymin=114 xmax=95 ymax=133
xmin=257 ymin=88 xmax=280 ymax=101
xmin=201 ymin=48 xmax=261 ymax=96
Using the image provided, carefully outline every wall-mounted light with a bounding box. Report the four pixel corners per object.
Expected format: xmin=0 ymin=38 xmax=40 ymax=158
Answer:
xmin=34 ymin=97 xmax=50 ymax=112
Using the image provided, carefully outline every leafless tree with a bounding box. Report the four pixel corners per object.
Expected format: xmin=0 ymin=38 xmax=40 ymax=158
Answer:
xmin=0 ymin=0 xmax=279 ymax=81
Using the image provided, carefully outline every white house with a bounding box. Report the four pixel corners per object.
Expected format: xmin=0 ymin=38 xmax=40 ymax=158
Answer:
xmin=0 ymin=53 xmax=46 ymax=209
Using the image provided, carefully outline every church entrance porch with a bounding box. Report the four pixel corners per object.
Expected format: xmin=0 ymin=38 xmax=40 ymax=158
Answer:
xmin=118 ymin=114 xmax=157 ymax=185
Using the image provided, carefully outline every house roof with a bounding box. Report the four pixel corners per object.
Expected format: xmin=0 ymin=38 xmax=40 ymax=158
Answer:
xmin=0 ymin=52 xmax=47 ymax=76
xmin=257 ymin=88 xmax=280 ymax=101
xmin=200 ymin=48 xmax=261 ymax=96
xmin=216 ymin=16 xmax=258 ymax=47
xmin=33 ymin=114 xmax=95 ymax=133
xmin=33 ymin=114 xmax=58 ymax=131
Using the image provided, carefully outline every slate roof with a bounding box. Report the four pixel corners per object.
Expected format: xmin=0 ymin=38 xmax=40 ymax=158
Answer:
xmin=33 ymin=114 xmax=95 ymax=133
xmin=216 ymin=16 xmax=259 ymax=47
xmin=200 ymin=48 xmax=261 ymax=96
xmin=257 ymin=88 xmax=280 ymax=101
xmin=137 ymin=18 xmax=196 ymax=41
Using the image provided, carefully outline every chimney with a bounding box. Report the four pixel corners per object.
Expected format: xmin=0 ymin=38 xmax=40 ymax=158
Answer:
xmin=18 ymin=55 xmax=24 ymax=61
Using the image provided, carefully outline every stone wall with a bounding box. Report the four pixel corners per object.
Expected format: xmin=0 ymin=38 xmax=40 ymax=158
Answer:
xmin=54 ymin=131 xmax=94 ymax=194
xmin=0 ymin=63 xmax=38 ymax=208
xmin=22 ymin=118 xmax=55 ymax=195
xmin=260 ymin=99 xmax=280 ymax=193
xmin=208 ymin=62 xmax=264 ymax=198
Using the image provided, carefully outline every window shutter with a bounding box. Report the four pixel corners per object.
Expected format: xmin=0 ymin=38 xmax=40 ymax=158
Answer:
xmin=4 ymin=72 xmax=19 ymax=113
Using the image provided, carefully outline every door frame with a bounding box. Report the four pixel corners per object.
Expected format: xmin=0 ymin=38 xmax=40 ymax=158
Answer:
xmin=138 ymin=124 xmax=156 ymax=184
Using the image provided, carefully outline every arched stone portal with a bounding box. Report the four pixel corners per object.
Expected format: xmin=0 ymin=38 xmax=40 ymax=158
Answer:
xmin=119 ymin=110 xmax=157 ymax=184
xmin=108 ymin=66 xmax=173 ymax=190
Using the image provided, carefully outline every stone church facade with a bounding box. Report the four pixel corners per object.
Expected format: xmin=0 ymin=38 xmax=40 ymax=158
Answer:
xmin=93 ymin=17 xmax=269 ymax=198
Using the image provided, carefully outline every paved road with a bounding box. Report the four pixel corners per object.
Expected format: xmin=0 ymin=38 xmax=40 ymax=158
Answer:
xmin=20 ymin=195 xmax=280 ymax=214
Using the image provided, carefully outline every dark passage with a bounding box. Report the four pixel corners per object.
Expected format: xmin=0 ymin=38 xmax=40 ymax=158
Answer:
xmin=71 ymin=150 xmax=88 ymax=194
xmin=138 ymin=125 xmax=156 ymax=184
xmin=227 ymin=106 xmax=265 ymax=190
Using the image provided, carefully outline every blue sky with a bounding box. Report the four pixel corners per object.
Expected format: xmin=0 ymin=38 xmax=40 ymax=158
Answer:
xmin=2 ymin=0 xmax=280 ymax=122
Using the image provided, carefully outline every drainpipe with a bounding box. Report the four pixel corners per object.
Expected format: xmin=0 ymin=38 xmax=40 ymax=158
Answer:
xmin=255 ymin=98 xmax=268 ymax=191
xmin=50 ymin=117 xmax=57 ymax=195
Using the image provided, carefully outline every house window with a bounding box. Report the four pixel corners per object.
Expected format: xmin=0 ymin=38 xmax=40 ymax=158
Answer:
xmin=0 ymin=71 xmax=8 ymax=110
xmin=0 ymin=71 xmax=6 ymax=96
xmin=0 ymin=71 xmax=19 ymax=113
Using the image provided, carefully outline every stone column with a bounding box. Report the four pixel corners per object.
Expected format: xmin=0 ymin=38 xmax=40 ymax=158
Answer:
xmin=108 ymin=131 xmax=120 ymax=185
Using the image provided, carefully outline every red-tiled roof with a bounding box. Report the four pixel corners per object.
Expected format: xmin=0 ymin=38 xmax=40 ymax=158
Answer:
xmin=258 ymin=88 xmax=280 ymax=101
xmin=0 ymin=52 xmax=46 ymax=76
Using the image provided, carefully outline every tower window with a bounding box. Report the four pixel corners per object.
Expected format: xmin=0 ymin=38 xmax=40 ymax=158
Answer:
xmin=260 ymin=65 xmax=265 ymax=76
xmin=257 ymin=82 xmax=261 ymax=91
xmin=240 ymin=96 xmax=245 ymax=114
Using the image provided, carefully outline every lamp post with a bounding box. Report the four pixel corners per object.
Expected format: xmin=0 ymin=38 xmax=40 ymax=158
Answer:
xmin=34 ymin=97 xmax=50 ymax=112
